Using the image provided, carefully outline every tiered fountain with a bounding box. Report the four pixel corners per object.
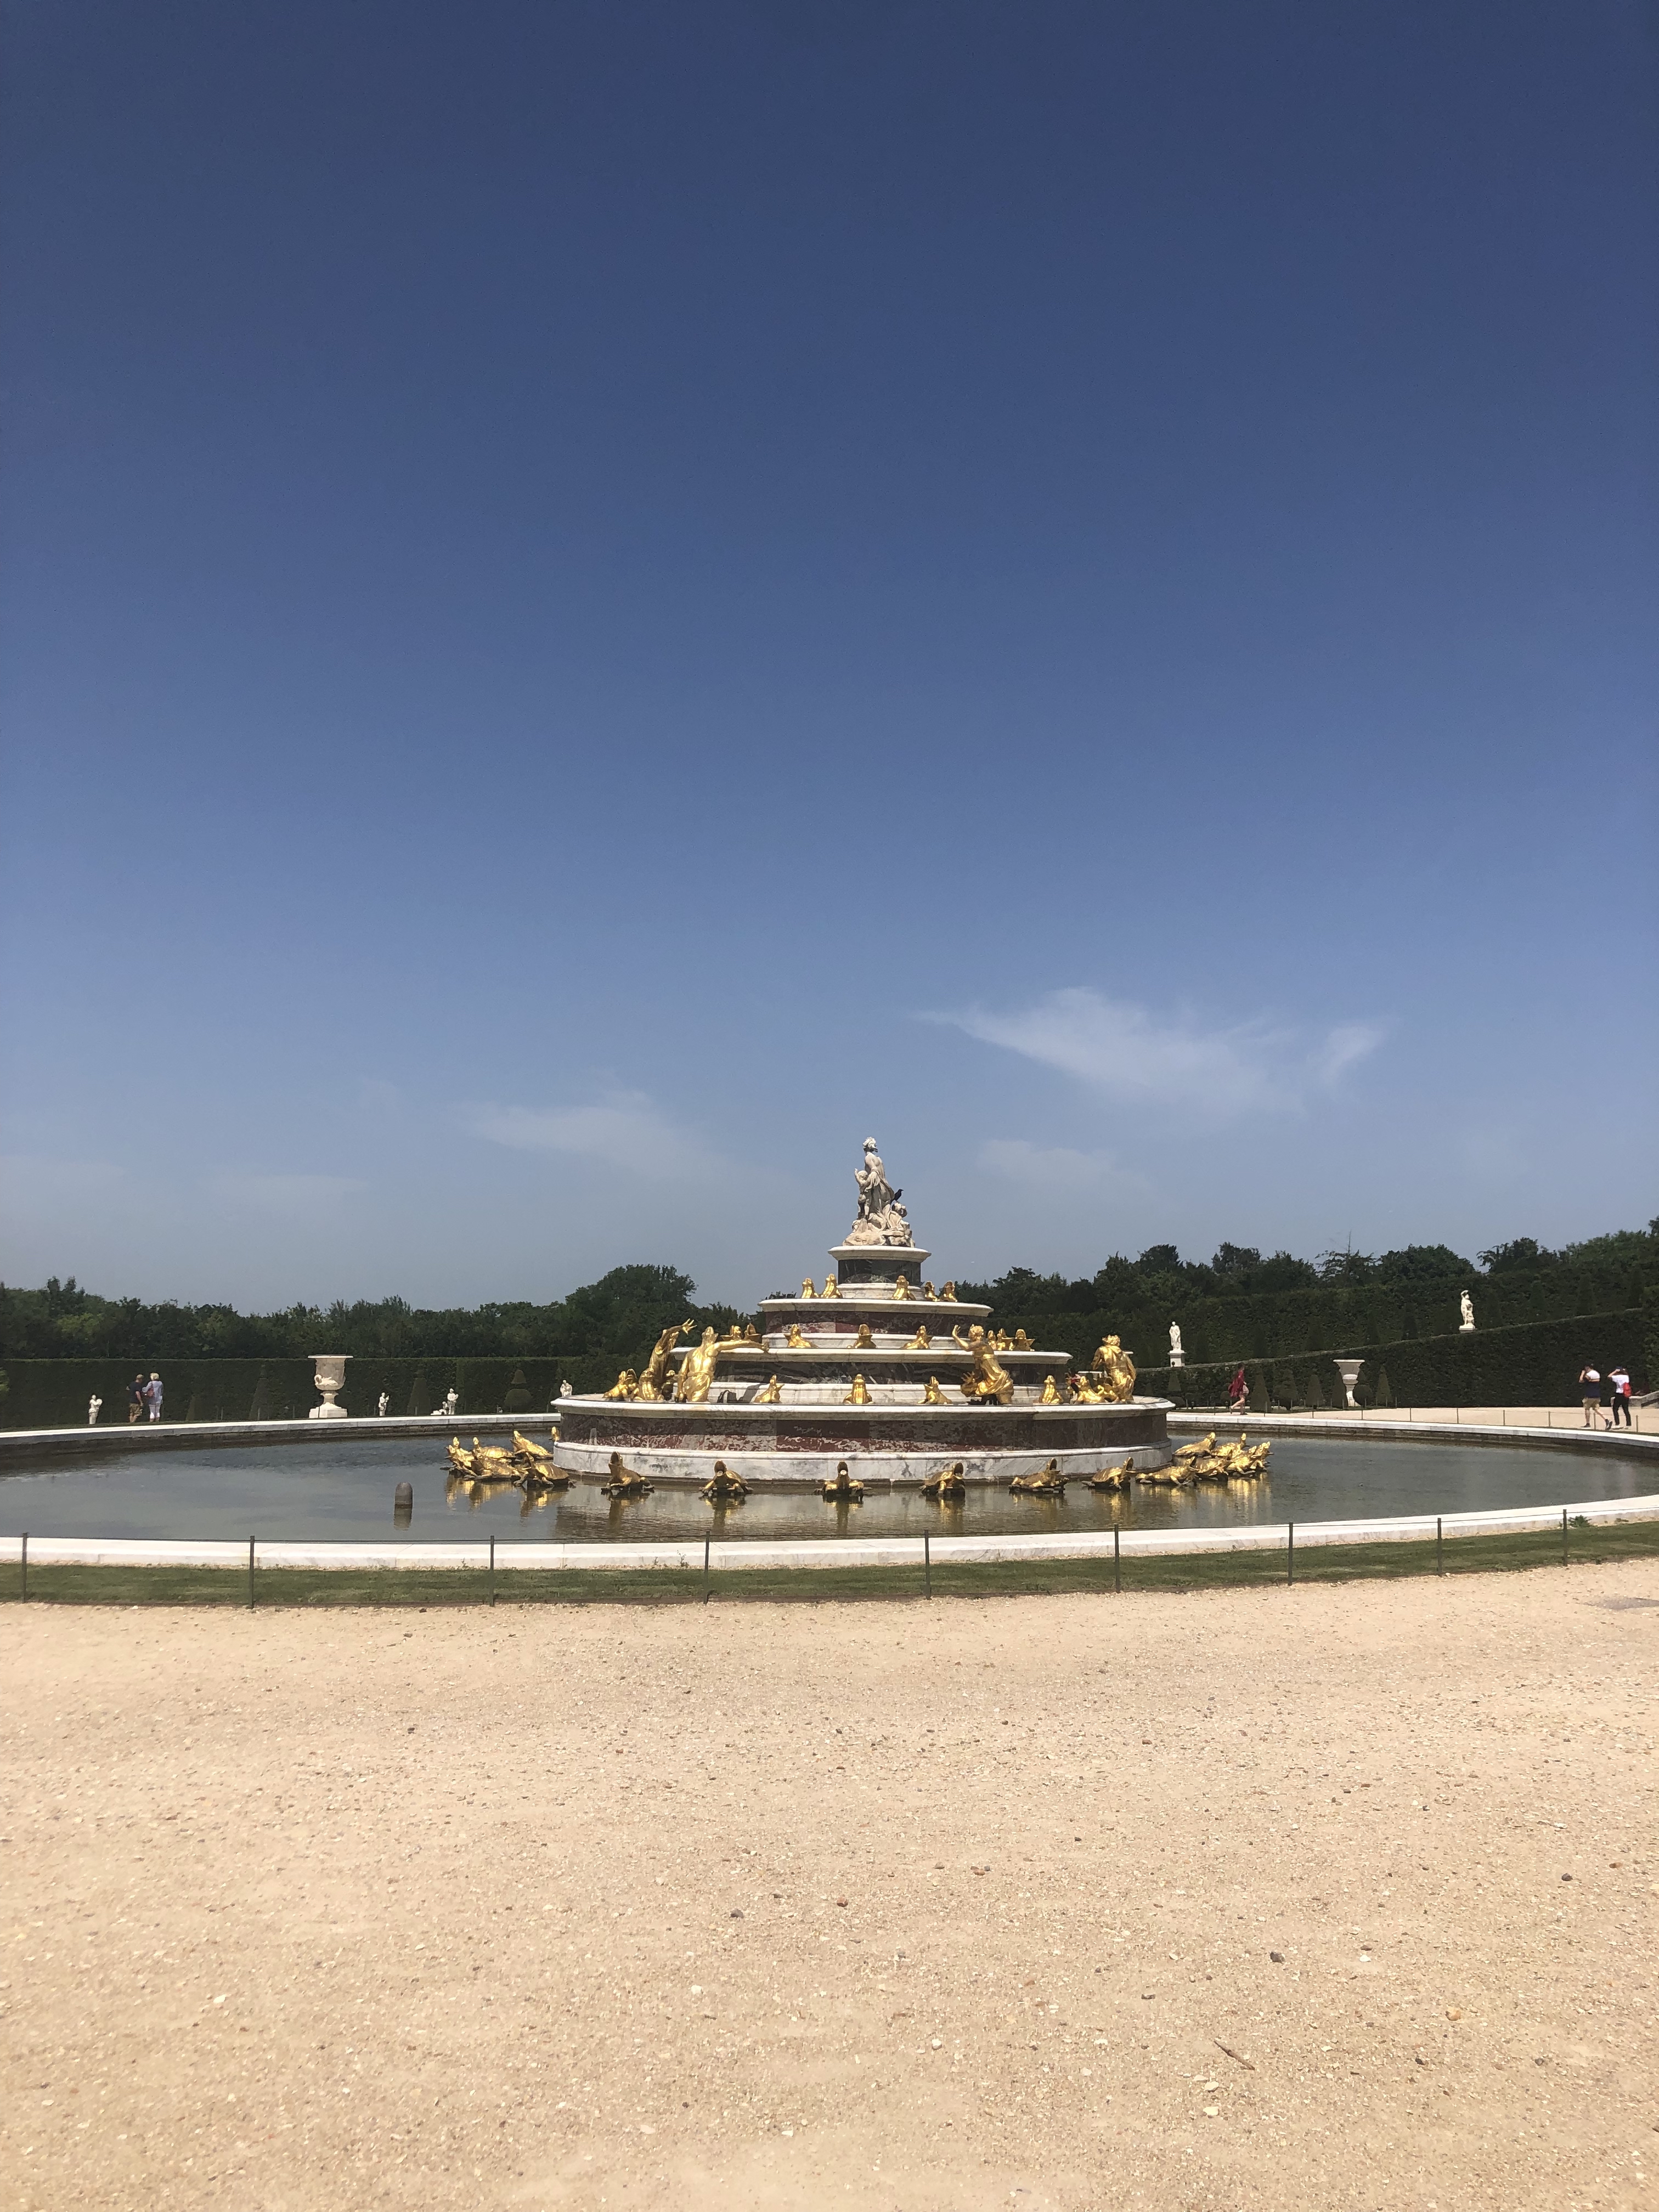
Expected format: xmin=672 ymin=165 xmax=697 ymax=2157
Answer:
xmin=550 ymin=1141 xmax=1173 ymax=1489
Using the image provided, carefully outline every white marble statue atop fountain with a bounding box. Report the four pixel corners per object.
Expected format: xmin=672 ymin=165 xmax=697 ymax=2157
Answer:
xmin=1460 ymin=1291 xmax=1476 ymax=1332
xmin=844 ymin=1137 xmax=915 ymax=1247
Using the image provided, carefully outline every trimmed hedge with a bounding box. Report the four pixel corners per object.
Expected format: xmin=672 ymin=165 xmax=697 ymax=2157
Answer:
xmin=1143 ymin=1308 xmax=1647 ymax=1411
xmin=0 ymin=1352 xmax=620 ymax=1432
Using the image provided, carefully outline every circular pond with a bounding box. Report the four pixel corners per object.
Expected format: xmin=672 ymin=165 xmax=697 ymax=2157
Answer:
xmin=0 ymin=1431 xmax=1652 ymax=1544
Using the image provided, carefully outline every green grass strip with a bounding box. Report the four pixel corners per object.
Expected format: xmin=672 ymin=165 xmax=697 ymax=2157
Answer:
xmin=4 ymin=1516 xmax=1658 ymax=1606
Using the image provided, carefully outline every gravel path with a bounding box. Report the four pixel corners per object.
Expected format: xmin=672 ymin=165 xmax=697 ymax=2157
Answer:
xmin=3 ymin=1567 xmax=1656 ymax=2210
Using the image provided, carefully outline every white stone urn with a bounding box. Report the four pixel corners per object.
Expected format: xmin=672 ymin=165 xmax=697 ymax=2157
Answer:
xmin=1334 ymin=1358 xmax=1363 ymax=1412
xmin=308 ymin=1354 xmax=351 ymax=1420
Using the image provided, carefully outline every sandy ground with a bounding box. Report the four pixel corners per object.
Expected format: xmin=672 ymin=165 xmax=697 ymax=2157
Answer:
xmin=2 ymin=1572 xmax=1656 ymax=2212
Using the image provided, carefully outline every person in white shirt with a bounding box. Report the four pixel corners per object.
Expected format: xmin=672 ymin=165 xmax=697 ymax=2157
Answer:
xmin=1607 ymin=1365 xmax=1633 ymax=1429
xmin=1578 ymin=1363 xmax=1602 ymax=1427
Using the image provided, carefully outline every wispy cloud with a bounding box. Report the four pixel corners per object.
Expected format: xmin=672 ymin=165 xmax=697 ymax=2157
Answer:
xmin=934 ymin=989 xmax=1385 ymax=1114
xmin=466 ymin=1089 xmax=718 ymax=1180
xmin=205 ymin=1172 xmax=367 ymax=1215
xmin=977 ymin=1139 xmax=1147 ymax=1193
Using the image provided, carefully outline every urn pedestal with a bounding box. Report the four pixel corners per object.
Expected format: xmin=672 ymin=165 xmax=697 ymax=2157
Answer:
xmin=1335 ymin=1358 xmax=1364 ymax=1412
xmin=308 ymin=1355 xmax=351 ymax=1420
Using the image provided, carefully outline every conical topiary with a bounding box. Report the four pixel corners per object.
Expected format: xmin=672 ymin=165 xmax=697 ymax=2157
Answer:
xmin=248 ymin=1366 xmax=271 ymax=1421
xmin=504 ymin=1367 xmax=533 ymax=1413
xmin=407 ymin=1372 xmax=433 ymax=1417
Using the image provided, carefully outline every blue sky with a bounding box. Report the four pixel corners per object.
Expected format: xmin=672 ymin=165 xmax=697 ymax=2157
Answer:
xmin=2 ymin=1 xmax=1654 ymax=1308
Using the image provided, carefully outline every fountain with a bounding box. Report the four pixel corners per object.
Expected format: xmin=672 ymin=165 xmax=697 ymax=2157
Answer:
xmin=549 ymin=1141 xmax=1175 ymax=1489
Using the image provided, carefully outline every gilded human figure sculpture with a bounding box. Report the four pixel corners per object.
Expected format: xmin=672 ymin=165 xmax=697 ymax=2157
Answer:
xmin=953 ymin=1324 xmax=1014 ymax=1404
xmin=603 ymin=1368 xmax=638 ymax=1401
xmin=939 ymin=1282 xmax=958 ymax=1301
xmin=1091 ymin=1335 xmax=1136 ymax=1403
xmin=922 ymin=1281 xmax=936 ymax=1299
xmin=753 ymin=1374 xmax=782 ymax=1404
xmin=892 ymin=1274 xmax=912 ymax=1301
xmin=743 ymin=1322 xmax=760 ymax=1346
xmin=1038 ymin=1373 xmax=1062 ymax=1405
xmin=800 ymin=1277 xmax=816 ymax=1299
xmin=675 ymin=1327 xmax=722 ymax=1406
xmin=1013 ymin=1328 xmax=1032 ymax=1351
xmin=843 ymin=1373 xmax=871 ymax=1405
xmin=821 ymin=1276 xmax=840 ymax=1299
xmin=786 ymin=1322 xmax=810 ymax=1350
xmin=636 ymin=1321 xmax=692 ymax=1402
xmin=854 ymin=1322 xmax=875 ymax=1348
xmin=905 ymin=1323 xmax=932 ymax=1350
xmin=922 ymin=1375 xmax=948 ymax=1405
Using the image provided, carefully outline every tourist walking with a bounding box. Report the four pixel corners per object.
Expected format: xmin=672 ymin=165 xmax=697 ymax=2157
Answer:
xmin=1578 ymin=1362 xmax=1602 ymax=1427
xmin=127 ymin=1371 xmax=146 ymax=1423
xmin=1228 ymin=1363 xmax=1249 ymax=1412
xmin=1607 ymin=1365 xmax=1633 ymax=1429
xmin=145 ymin=1371 xmax=164 ymax=1421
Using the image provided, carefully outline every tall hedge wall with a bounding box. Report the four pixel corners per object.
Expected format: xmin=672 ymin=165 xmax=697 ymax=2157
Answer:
xmin=1141 ymin=1308 xmax=1647 ymax=1412
xmin=0 ymin=1352 xmax=622 ymax=1432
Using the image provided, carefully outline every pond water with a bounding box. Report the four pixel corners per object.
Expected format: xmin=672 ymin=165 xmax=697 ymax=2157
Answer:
xmin=0 ymin=1432 xmax=1651 ymax=1544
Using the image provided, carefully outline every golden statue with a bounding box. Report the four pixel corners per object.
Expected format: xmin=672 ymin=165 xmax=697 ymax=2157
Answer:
xmin=602 ymin=1368 xmax=638 ymax=1401
xmin=800 ymin=1277 xmax=816 ymax=1299
xmin=721 ymin=1322 xmax=744 ymax=1344
xmin=821 ymin=1276 xmax=840 ymax=1299
xmin=1068 ymin=1372 xmax=1104 ymax=1404
xmin=786 ymin=1322 xmax=810 ymax=1350
xmin=701 ymin=1458 xmax=748 ymax=1504
xmin=993 ymin=1328 xmax=1012 ymax=1351
xmin=509 ymin=1431 xmax=569 ymax=1491
xmin=1013 ymin=1328 xmax=1032 ymax=1351
xmin=753 ymin=1374 xmax=782 ymax=1404
xmin=893 ymin=1274 xmax=912 ymax=1301
xmin=922 ymin=1375 xmax=948 ymax=1405
xmin=1087 ymin=1456 xmax=1134 ymax=1492
xmin=1170 ymin=1432 xmax=1270 ymax=1482
xmin=1038 ymin=1373 xmax=1063 ymax=1405
xmin=1010 ymin=1456 xmax=1066 ymax=1496
xmin=953 ymin=1324 xmax=1014 ymax=1404
xmin=822 ymin=1459 xmax=864 ymax=1502
xmin=922 ymin=1280 xmax=936 ymax=1299
xmin=446 ymin=1435 xmax=478 ymax=1477
xmin=743 ymin=1321 xmax=760 ymax=1346
xmin=904 ymin=1322 xmax=932 ymax=1350
xmin=675 ymin=1327 xmax=722 ymax=1405
xmin=636 ymin=1320 xmax=692 ymax=1402
xmin=938 ymin=1282 xmax=958 ymax=1301
xmin=601 ymin=1451 xmax=652 ymax=1498
xmin=921 ymin=1459 xmax=966 ymax=1502
xmin=854 ymin=1321 xmax=875 ymax=1348
xmin=843 ymin=1373 xmax=871 ymax=1405
xmin=1091 ymin=1335 xmax=1136 ymax=1403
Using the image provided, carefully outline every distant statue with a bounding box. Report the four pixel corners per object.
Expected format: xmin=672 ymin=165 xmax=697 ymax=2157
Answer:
xmin=821 ymin=1275 xmax=840 ymax=1299
xmin=847 ymin=1137 xmax=915 ymax=1248
xmin=377 ymin=1391 xmax=390 ymax=1417
xmin=905 ymin=1323 xmax=932 ymax=1350
xmin=1460 ymin=1291 xmax=1476 ymax=1332
xmin=1169 ymin=1323 xmax=1183 ymax=1359
xmin=87 ymin=1393 xmax=102 ymax=1426
xmin=800 ymin=1278 xmax=816 ymax=1299
xmin=855 ymin=1322 xmax=875 ymax=1348
xmin=922 ymin=1375 xmax=948 ymax=1404
xmin=753 ymin=1375 xmax=782 ymax=1404
xmin=892 ymin=1274 xmax=912 ymax=1300
xmin=786 ymin=1323 xmax=810 ymax=1350
xmin=442 ymin=1388 xmax=459 ymax=1418
xmin=676 ymin=1328 xmax=722 ymax=1405
xmin=1039 ymin=1374 xmax=1062 ymax=1404
xmin=559 ymin=1379 xmax=573 ymax=1398
xmin=603 ymin=1369 xmax=638 ymax=1401
xmin=953 ymin=1324 xmax=1014 ymax=1404
xmin=843 ymin=1373 xmax=871 ymax=1405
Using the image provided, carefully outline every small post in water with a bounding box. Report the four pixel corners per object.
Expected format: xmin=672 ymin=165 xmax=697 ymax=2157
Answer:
xmin=1287 ymin=1520 xmax=1295 ymax=1586
xmin=1436 ymin=1515 xmax=1443 ymax=1577
xmin=249 ymin=1534 xmax=256 ymax=1610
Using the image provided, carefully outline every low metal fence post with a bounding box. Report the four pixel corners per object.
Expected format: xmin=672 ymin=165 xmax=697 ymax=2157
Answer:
xmin=1287 ymin=1521 xmax=1295 ymax=1586
xmin=249 ymin=1536 xmax=256 ymax=1610
xmin=1561 ymin=1508 xmax=1569 ymax=1568
xmin=1113 ymin=1525 xmax=1121 ymax=1594
xmin=923 ymin=1533 xmax=932 ymax=1600
xmin=703 ymin=1536 xmax=711 ymax=1604
xmin=20 ymin=1532 xmax=27 ymax=1602
xmin=489 ymin=1536 xmax=496 ymax=1605
xmin=1436 ymin=1516 xmax=1443 ymax=1577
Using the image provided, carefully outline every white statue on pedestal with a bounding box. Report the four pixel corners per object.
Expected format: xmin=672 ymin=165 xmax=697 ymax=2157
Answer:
xmin=377 ymin=1391 xmax=390 ymax=1417
xmin=1459 ymin=1291 xmax=1475 ymax=1332
xmin=1168 ymin=1322 xmax=1184 ymax=1368
xmin=559 ymin=1380 xmax=574 ymax=1398
xmin=88 ymin=1393 xmax=103 ymax=1426
xmin=846 ymin=1138 xmax=915 ymax=1247
xmin=442 ymin=1387 xmax=459 ymax=1418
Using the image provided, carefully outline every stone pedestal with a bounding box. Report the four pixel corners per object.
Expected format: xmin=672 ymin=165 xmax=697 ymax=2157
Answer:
xmin=1335 ymin=1358 xmax=1363 ymax=1412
